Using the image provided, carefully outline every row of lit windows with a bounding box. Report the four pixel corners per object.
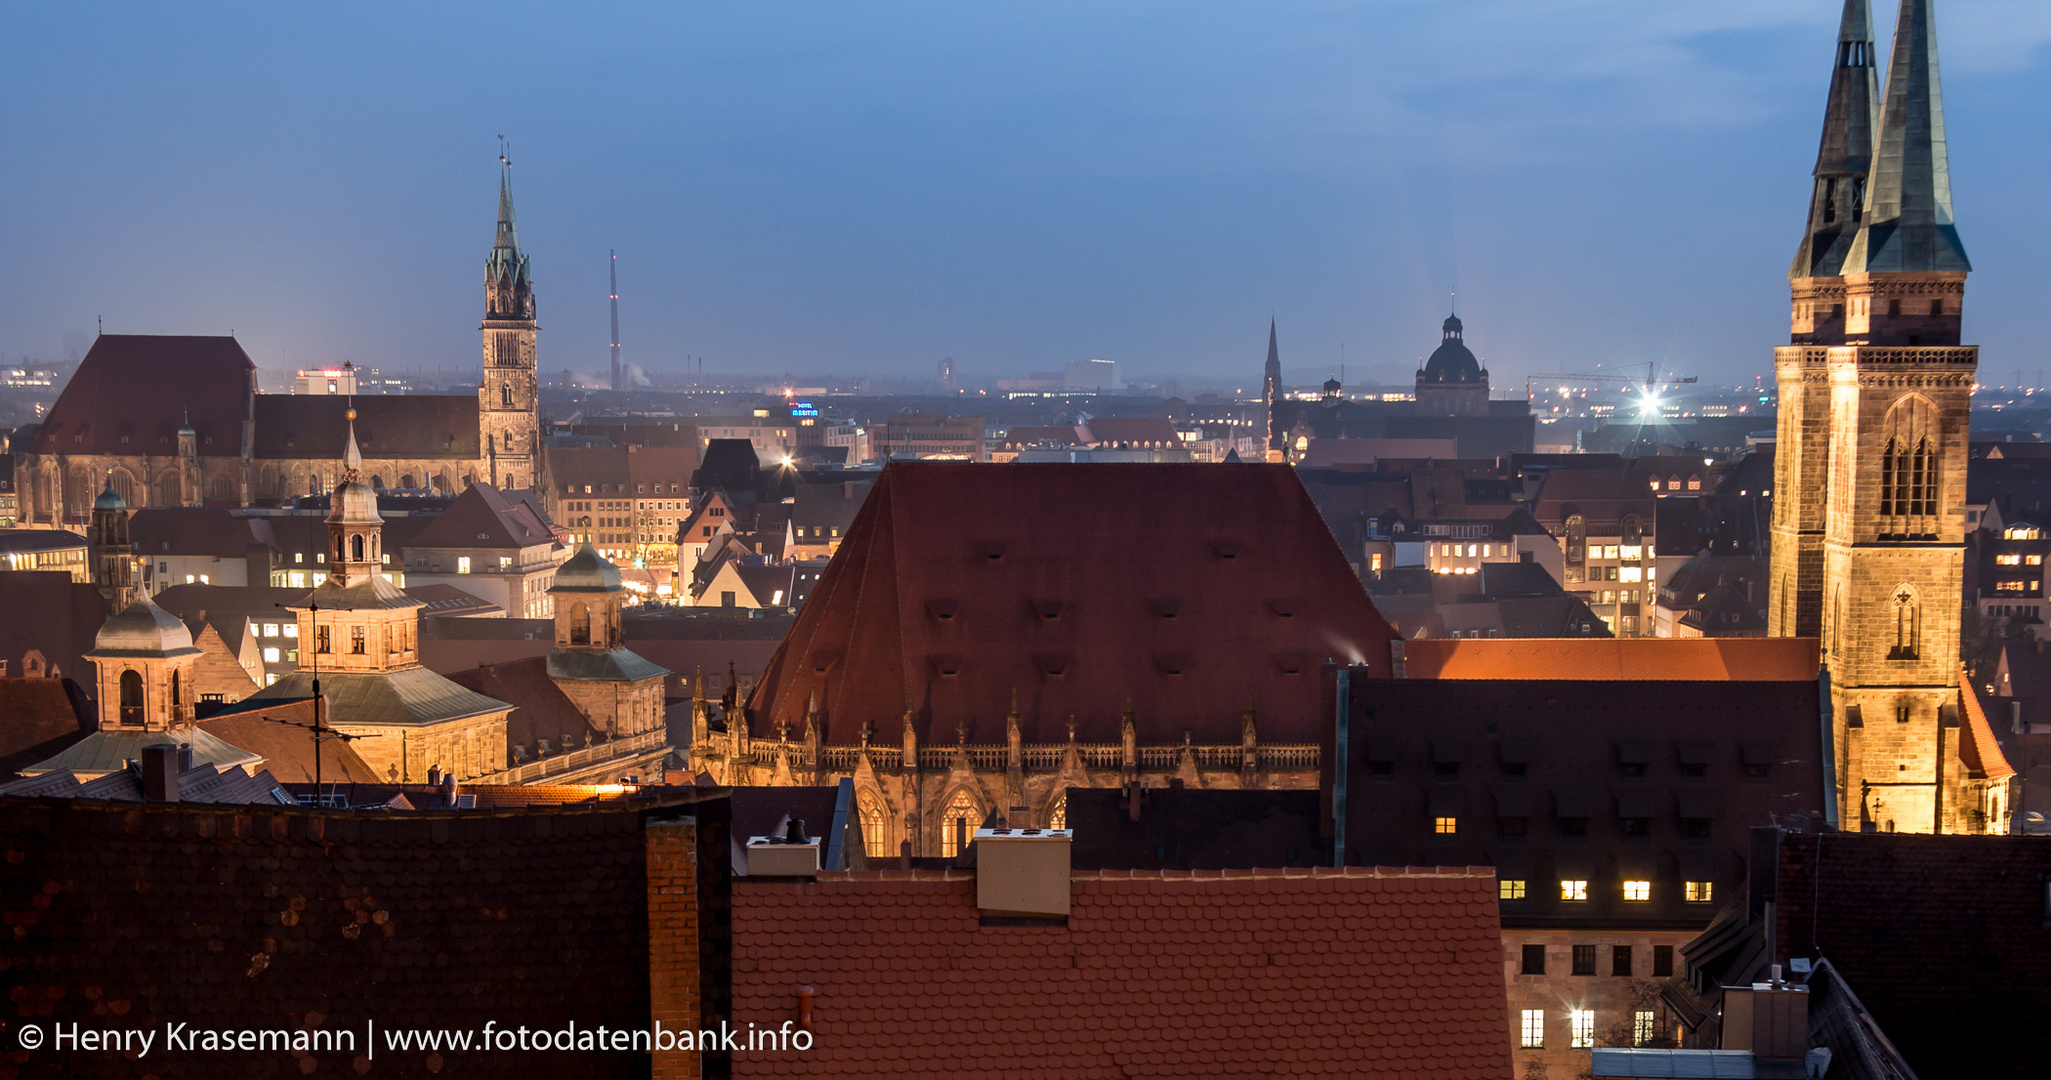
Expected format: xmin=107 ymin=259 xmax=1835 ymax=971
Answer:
xmin=1520 ymin=1009 xmax=1663 ymax=1050
xmin=1993 ymin=553 xmax=2044 ymax=566
xmin=1496 ymin=878 xmax=1713 ymax=903
xmin=1434 ymin=543 xmax=1509 ymax=558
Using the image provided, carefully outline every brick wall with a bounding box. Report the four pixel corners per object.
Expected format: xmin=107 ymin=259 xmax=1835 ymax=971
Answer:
xmin=647 ymin=816 xmax=702 ymax=1080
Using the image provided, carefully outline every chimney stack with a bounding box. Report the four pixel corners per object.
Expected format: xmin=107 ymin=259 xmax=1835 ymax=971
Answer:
xmin=974 ymin=827 xmax=1073 ymax=919
xmin=440 ymin=772 xmax=458 ymax=809
xmin=141 ymin=744 xmax=181 ymax=802
xmin=427 ymin=766 xmax=442 ymax=787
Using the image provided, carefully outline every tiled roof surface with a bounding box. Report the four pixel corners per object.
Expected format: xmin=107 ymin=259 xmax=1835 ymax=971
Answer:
xmin=0 ymin=799 xmax=696 ymax=1079
xmin=407 ymin=481 xmax=556 ymax=551
xmin=0 ymin=571 xmax=106 ymax=685
xmin=28 ymin=335 xmax=255 ymax=458
xmin=245 ymin=665 xmax=512 ymax=729
xmin=1773 ymin=831 xmax=2051 ymax=1078
xmin=127 ymin=507 xmax=272 ymax=558
xmin=1956 ymin=669 xmax=2017 ymax=780
xmin=747 ymin=463 xmax=1398 ymax=746
xmin=196 ymin=697 xmax=385 ymax=784
xmin=445 ymin=656 xmax=601 ymax=760
xmin=251 ymin=394 xmax=481 ymax=459
xmin=730 ymin=867 xmax=1510 ymax=1078
xmin=1339 ymin=675 xmax=1827 ymax=927
xmin=1402 ymin=637 xmax=1818 ymax=680
xmin=0 ymin=677 xmax=94 ymax=779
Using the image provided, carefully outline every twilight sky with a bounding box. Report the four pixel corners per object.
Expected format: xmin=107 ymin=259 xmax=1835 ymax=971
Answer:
xmin=2 ymin=1 xmax=2048 ymax=390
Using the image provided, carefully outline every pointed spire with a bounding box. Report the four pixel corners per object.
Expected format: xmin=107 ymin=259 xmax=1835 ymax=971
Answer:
xmin=1265 ymin=320 xmax=1279 ymax=372
xmin=1791 ymin=0 xmax=1882 ymax=279
xmin=342 ymin=407 xmax=363 ymax=476
xmin=494 ymin=146 xmax=521 ymax=258
xmin=1843 ymin=0 xmax=1969 ymax=274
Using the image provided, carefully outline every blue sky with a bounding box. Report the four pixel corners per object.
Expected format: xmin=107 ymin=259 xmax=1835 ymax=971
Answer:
xmin=2 ymin=1 xmax=2047 ymax=389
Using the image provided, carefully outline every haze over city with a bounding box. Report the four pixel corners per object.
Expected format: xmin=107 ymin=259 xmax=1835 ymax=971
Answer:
xmin=4 ymin=1 xmax=2050 ymax=389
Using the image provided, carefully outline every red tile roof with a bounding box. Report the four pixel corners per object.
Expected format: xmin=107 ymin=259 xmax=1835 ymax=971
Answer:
xmin=196 ymin=697 xmax=386 ymax=783
xmin=1958 ymin=669 xmax=2017 ymax=780
xmin=407 ymin=481 xmax=557 ymax=551
xmin=1402 ymin=637 xmax=1819 ymax=681
xmin=748 ymin=463 xmax=1398 ymax=745
xmin=30 ymin=335 xmax=255 ymax=457
xmin=731 ymin=866 xmax=1510 ymax=1078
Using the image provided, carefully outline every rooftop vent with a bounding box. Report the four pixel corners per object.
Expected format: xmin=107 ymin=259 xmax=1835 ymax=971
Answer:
xmin=746 ymin=818 xmax=821 ymax=877
xmin=975 ymin=828 xmax=1072 ymax=919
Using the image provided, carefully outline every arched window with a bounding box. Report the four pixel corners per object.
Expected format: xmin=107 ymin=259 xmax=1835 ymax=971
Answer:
xmin=1048 ymin=792 xmax=1068 ymax=831
xmin=370 ymin=475 xmax=385 ymax=491
xmin=501 ymin=385 xmax=513 ymax=408
xmin=400 ymin=474 xmax=415 ymax=490
xmin=1889 ymin=584 xmax=1920 ymax=660
xmin=571 ymin=602 xmax=591 ymax=645
xmin=119 ymin=670 xmax=144 ymax=725
xmin=170 ymin=669 xmax=181 ymax=708
xmin=351 ymin=534 xmax=365 ymax=562
xmin=858 ymin=791 xmax=889 ymax=858
xmin=109 ymin=470 xmax=135 ymax=505
xmin=941 ymin=788 xmax=979 ymax=858
xmin=1879 ymin=398 xmax=1939 ymax=528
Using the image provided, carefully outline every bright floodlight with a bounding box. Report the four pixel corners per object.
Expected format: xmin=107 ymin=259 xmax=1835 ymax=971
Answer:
xmin=1638 ymin=393 xmax=1661 ymax=414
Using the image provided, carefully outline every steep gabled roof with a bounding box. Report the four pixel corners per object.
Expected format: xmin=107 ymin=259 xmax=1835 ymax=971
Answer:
xmin=0 ymin=677 xmax=95 ymax=778
xmin=1842 ymin=0 xmax=1970 ymax=274
xmin=407 ymin=481 xmax=555 ymax=551
xmin=29 ymin=335 xmax=253 ymax=458
xmin=195 ymin=697 xmax=384 ymax=783
xmin=746 ymin=463 xmax=1398 ymax=745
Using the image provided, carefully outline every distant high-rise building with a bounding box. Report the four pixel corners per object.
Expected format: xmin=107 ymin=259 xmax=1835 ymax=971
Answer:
xmin=1263 ymin=320 xmax=1283 ymax=461
xmin=938 ymin=356 xmax=957 ymax=393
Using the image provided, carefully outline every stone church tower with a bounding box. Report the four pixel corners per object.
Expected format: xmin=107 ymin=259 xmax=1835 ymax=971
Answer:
xmin=1770 ymin=0 xmax=1996 ymax=834
xmin=480 ymin=159 xmax=539 ymax=493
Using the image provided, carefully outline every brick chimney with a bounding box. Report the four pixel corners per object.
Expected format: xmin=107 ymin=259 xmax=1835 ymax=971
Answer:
xmin=141 ymin=744 xmax=181 ymax=802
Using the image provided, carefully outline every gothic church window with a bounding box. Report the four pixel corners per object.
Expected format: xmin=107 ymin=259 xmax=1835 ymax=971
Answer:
xmin=941 ymin=788 xmax=979 ymax=858
xmin=858 ymin=792 xmax=889 ymax=858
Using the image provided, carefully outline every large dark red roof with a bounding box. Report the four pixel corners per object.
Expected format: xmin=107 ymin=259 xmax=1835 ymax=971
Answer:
xmin=32 ymin=335 xmax=255 ymax=457
xmin=251 ymin=394 xmax=480 ymax=460
xmin=746 ymin=463 xmax=1397 ymax=746
xmin=731 ymin=867 xmax=1511 ymax=1078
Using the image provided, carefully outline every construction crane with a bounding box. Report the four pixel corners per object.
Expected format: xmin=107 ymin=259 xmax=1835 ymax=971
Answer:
xmin=1525 ymin=362 xmax=1698 ymax=415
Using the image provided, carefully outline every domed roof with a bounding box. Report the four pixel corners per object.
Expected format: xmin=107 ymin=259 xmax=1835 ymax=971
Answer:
xmin=93 ymin=480 xmax=126 ymax=512
xmin=328 ymin=478 xmax=380 ymax=525
xmin=91 ymin=597 xmax=199 ymax=657
xmin=1420 ymin=314 xmax=1482 ymax=384
xmin=550 ymin=542 xmax=623 ymax=593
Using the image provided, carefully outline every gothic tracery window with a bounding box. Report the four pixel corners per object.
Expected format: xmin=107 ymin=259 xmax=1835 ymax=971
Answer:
xmin=1877 ymin=399 xmax=1938 ymax=530
xmin=858 ymin=792 xmax=889 ymax=858
xmin=941 ymin=788 xmax=979 ymax=858
xmin=1889 ymin=585 xmax=1920 ymax=661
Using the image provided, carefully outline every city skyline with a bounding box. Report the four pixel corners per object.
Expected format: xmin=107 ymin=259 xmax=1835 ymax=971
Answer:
xmin=3 ymin=2 xmax=2049 ymax=388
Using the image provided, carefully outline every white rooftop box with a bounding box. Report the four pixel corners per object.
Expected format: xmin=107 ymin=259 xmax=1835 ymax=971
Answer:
xmin=974 ymin=827 xmax=1072 ymax=918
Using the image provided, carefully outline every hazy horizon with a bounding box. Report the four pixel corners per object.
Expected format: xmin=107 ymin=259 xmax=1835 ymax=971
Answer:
xmin=4 ymin=2 xmax=2049 ymax=391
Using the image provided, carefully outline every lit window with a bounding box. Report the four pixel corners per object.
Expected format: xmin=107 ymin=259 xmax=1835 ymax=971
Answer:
xmin=1619 ymin=566 xmax=1643 ymax=582
xmin=1997 ymin=554 xmax=2024 ymax=566
xmin=1623 ymin=880 xmax=1651 ymax=902
xmin=1520 ymin=1010 xmax=1545 ymax=1049
xmin=1634 ymin=1011 xmax=1656 ymax=1047
xmin=265 ymin=673 xmax=278 ymax=686
xmin=1560 ymin=879 xmax=1589 ymax=901
xmin=1684 ymin=881 xmax=1714 ymax=902
xmin=186 ymin=574 xmax=196 ymax=584
xmin=283 ymin=623 xmax=297 ymax=638
xmin=499 ymin=556 xmax=512 ymax=569
xmin=199 ymin=575 xmax=208 ymax=584
xmin=1434 ymin=816 xmax=1457 ymax=835
xmin=2033 ymin=555 xmax=2046 ymax=566
xmin=1571 ymin=1010 xmax=1595 ymax=1048
xmin=457 ymin=556 xmax=471 ymax=574
xmin=1619 ymin=545 xmax=1643 ymax=560
xmin=262 ymin=647 xmax=281 ymax=663
xmin=1499 ymin=879 xmax=1526 ymax=900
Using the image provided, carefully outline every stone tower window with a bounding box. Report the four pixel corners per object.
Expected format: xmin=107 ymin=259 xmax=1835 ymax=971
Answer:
xmin=1889 ymin=585 xmax=1920 ymax=661
xmin=571 ymin=602 xmax=591 ymax=646
xmin=351 ymin=534 xmax=365 ymax=562
xmin=119 ymin=669 xmax=144 ymax=726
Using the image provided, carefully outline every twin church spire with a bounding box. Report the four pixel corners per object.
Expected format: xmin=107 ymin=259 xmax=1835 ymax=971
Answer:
xmin=1789 ymin=0 xmax=1968 ymax=347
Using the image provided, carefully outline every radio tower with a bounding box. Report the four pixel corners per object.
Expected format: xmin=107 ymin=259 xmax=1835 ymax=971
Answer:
xmin=608 ymin=250 xmax=623 ymax=391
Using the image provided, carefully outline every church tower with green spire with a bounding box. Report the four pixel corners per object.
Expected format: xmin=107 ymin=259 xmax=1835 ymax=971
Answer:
xmin=480 ymin=154 xmax=539 ymax=493
xmin=1770 ymin=0 xmax=1997 ymax=834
